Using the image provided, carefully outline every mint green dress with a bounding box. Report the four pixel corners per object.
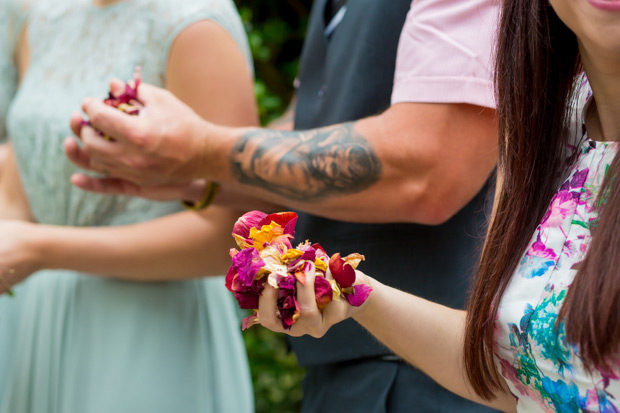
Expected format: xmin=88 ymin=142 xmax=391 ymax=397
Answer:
xmin=0 ymin=1 xmax=254 ymax=412
xmin=0 ymin=0 xmax=28 ymax=141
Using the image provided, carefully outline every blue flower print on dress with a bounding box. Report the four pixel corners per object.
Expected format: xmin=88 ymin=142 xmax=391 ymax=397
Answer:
xmin=541 ymin=377 xmax=583 ymax=412
xmin=518 ymin=235 xmax=557 ymax=278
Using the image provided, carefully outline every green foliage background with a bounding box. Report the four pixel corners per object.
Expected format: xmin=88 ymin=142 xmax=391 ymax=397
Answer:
xmin=233 ymin=1 xmax=312 ymax=412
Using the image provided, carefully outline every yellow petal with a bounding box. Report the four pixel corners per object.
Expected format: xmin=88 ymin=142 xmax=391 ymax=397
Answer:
xmin=250 ymin=222 xmax=284 ymax=250
xmin=343 ymin=253 xmax=365 ymax=269
xmin=314 ymin=258 xmax=327 ymax=272
xmin=281 ymin=248 xmax=303 ymax=263
xmin=233 ymin=234 xmax=251 ymax=249
xmin=329 ymin=279 xmax=342 ymax=301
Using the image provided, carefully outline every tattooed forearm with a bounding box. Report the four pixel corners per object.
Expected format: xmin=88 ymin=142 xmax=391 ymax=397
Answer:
xmin=230 ymin=122 xmax=382 ymax=202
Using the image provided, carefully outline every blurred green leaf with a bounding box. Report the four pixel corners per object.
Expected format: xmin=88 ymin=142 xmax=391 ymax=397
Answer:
xmin=235 ymin=0 xmax=311 ymax=125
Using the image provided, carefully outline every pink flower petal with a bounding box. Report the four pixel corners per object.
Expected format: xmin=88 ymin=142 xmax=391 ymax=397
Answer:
xmin=314 ymin=276 xmax=333 ymax=310
xmin=278 ymin=294 xmax=300 ymax=330
xmin=231 ymin=248 xmax=264 ymax=287
xmin=344 ymin=284 xmax=373 ymax=307
xmin=232 ymin=210 xmax=268 ymax=238
xmin=242 ymin=312 xmax=260 ymax=331
xmin=234 ymin=292 xmax=260 ymax=310
xmin=224 ymin=265 xmax=237 ymax=292
xmin=299 ymin=244 xmax=317 ymax=262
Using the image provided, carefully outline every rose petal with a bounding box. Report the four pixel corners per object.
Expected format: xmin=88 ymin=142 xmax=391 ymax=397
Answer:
xmin=314 ymin=276 xmax=333 ymax=310
xmin=281 ymin=248 xmax=303 ymax=264
xmin=234 ymin=292 xmax=260 ymax=309
xmin=233 ymin=210 xmax=268 ymax=238
xmin=343 ymin=253 xmax=365 ymax=269
xmin=276 ymin=274 xmax=296 ymax=291
xmin=298 ymin=243 xmax=317 ymax=262
xmin=250 ymin=222 xmax=291 ymax=250
xmin=278 ymin=294 xmax=300 ymax=330
xmin=344 ymin=284 xmax=373 ymax=307
xmin=231 ymin=248 xmax=265 ymax=287
xmin=241 ymin=312 xmax=260 ymax=330
xmin=261 ymin=212 xmax=298 ymax=237
xmin=293 ymin=261 xmax=315 ymax=286
xmin=329 ymin=253 xmax=356 ymax=288
xmin=225 ymin=265 xmax=237 ymax=292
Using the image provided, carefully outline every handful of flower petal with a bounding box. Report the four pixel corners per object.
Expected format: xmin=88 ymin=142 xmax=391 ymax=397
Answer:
xmin=82 ymin=68 xmax=143 ymax=137
xmin=226 ymin=211 xmax=373 ymax=330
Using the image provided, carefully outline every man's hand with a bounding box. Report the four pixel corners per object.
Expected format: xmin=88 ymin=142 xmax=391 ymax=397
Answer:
xmin=67 ymin=80 xmax=212 ymax=187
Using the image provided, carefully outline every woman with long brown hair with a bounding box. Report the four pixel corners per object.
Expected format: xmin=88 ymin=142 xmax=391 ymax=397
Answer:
xmin=256 ymin=0 xmax=620 ymax=410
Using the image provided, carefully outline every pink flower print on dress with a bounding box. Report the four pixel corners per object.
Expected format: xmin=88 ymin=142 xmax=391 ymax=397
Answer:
xmin=518 ymin=236 xmax=557 ymax=278
xmin=540 ymin=191 xmax=580 ymax=230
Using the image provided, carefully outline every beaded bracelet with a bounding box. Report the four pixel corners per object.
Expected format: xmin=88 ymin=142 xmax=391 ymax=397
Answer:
xmin=181 ymin=181 xmax=220 ymax=211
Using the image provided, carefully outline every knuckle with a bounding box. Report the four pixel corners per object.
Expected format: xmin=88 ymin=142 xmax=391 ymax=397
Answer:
xmin=126 ymin=156 xmax=147 ymax=171
xmin=309 ymin=328 xmax=325 ymax=339
xmin=88 ymin=109 xmax=103 ymax=126
xmin=128 ymin=128 xmax=147 ymax=147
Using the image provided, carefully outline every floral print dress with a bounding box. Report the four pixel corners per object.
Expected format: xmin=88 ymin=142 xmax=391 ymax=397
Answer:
xmin=495 ymin=110 xmax=620 ymax=411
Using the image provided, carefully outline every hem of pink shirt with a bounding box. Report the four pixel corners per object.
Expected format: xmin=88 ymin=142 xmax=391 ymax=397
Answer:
xmin=391 ymin=76 xmax=496 ymax=109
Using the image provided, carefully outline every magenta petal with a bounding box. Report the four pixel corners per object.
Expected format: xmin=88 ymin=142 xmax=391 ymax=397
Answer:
xmin=276 ymin=275 xmax=296 ymax=291
xmin=225 ymin=265 xmax=237 ymax=292
xmin=314 ymin=276 xmax=333 ymax=310
xmin=234 ymin=292 xmax=260 ymax=309
xmin=278 ymin=295 xmax=300 ymax=330
xmin=329 ymin=253 xmax=356 ymax=288
xmin=231 ymin=248 xmax=264 ymax=287
xmin=232 ymin=210 xmax=268 ymax=238
xmin=299 ymin=244 xmax=317 ymax=261
xmin=241 ymin=312 xmax=260 ymax=330
xmin=344 ymin=284 xmax=373 ymax=307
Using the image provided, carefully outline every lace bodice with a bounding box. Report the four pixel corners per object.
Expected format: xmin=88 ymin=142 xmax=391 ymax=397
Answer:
xmin=6 ymin=0 xmax=251 ymax=226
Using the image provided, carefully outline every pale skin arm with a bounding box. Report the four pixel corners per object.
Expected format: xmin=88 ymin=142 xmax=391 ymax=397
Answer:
xmin=257 ymin=271 xmax=517 ymax=412
xmin=68 ymin=95 xmax=498 ymax=224
xmin=0 ymin=20 xmax=258 ymax=292
xmin=0 ymin=144 xmax=33 ymax=221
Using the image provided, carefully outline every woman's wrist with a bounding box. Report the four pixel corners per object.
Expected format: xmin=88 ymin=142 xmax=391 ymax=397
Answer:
xmin=351 ymin=274 xmax=381 ymax=323
xmin=26 ymin=223 xmax=56 ymax=271
xmin=16 ymin=221 xmax=48 ymax=272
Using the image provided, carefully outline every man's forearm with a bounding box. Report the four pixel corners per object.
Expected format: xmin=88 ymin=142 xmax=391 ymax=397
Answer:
xmin=202 ymin=103 xmax=497 ymax=224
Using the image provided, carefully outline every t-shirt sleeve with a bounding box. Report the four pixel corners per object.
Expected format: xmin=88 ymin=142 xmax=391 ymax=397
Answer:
xmin=391 ymin=0 xmax=499 ymax=109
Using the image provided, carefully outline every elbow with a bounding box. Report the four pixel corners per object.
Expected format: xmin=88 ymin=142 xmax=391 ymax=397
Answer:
xmin=399 ymin=180 xmax=465 ymax=226
xmin=417 ymin=200 xmax=460 ymax=226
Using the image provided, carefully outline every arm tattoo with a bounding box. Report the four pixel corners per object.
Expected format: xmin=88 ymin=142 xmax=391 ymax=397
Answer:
xmin=230 ymin=122 xmax=382 ymax=202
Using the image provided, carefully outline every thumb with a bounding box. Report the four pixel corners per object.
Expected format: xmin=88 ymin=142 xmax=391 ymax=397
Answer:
xmin=134 ymin=82 xmax=163 ymax=106
xmin=109 ymin=78 xmax=125 ymax=97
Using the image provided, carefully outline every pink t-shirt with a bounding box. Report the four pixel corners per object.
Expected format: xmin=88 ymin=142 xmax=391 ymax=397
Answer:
xmin=391 ymin=0 xmax=499 ymax=109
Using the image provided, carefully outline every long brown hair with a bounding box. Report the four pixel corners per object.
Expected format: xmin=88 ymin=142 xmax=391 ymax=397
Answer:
xmin=464 ymin=0 xmax=620 ymax=399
